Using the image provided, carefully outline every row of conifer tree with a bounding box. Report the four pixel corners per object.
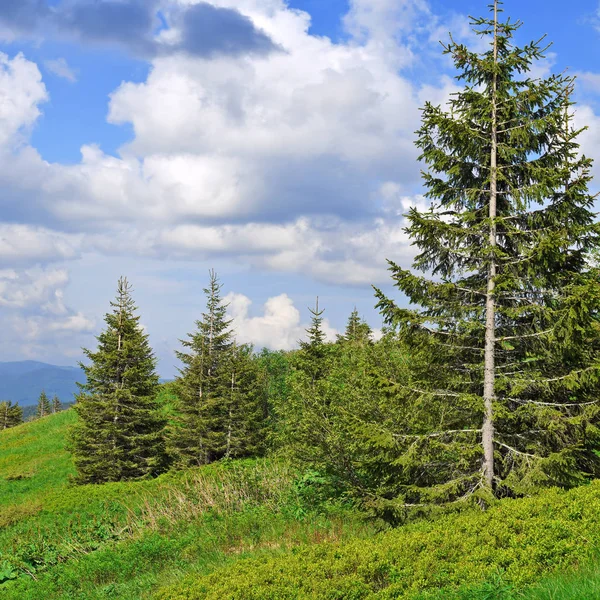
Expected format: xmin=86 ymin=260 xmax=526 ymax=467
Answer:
xmin=69 ymin=269 xmax=374 ymax=488
xmin=1 ymin=392 xmax=62 ymax=430
xmin=70 ymin=271 xmax=269 ymax=483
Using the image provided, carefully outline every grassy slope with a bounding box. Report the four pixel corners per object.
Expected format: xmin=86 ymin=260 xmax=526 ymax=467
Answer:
xmin=4 ymin=412 xmax=600 ymax=599
xmin=155 ymin=479 xmax=600 ymax=599
xmin=0 ymin=412 xmax=370 ymax=599
xmin=0 ymin=410 xmax=76 ymax=509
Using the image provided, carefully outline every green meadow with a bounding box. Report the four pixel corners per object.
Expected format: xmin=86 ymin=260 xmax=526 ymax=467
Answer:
xmin=1 ymin=411 xmax=600 ymax=599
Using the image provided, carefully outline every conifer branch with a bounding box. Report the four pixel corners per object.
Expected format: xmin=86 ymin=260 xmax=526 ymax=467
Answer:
xmin=496 ymin=328 xmax=553 ymax=342
xmin=520 ymin=366 xmax=600 ymax=384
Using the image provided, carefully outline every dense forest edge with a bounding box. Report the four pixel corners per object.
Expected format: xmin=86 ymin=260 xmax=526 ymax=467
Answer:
xmin=5 ymin=0 xmax=600 ymax=597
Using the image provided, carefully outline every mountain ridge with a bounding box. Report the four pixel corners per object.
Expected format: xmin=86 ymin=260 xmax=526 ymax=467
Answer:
xmin=0 ymin=361 xmax=84 ymax=406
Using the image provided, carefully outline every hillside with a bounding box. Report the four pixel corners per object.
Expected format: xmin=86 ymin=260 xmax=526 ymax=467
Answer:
xmin=0 ymin=362 xmax=84 ymax=406
xmin=0 ymin=411 xmax=371 ymax=599
xmin=1 ymin=413 xmax=600 ymax=599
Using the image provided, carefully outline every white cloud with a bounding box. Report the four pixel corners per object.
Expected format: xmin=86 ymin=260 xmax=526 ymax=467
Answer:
xmin=575 ymin=104 xmax=600 ymax=174
xmin=0 ymin=8 xmax=431 ymax=287
xmin=0 ymin=266 xmax=95 ymax=362
xmin=80 ymin=212 xmax=417 ymax=286
xmin=44 ymin=58 xmax=78 ymax=83
xmin=0 ymin=224 xmax=80 ymax=267
xmin=225 ymin=292 xmax=337 ymax=350
xmin=0 ymin=267 xmax=70 ymax=312
xmin=0 ymin=52 xmax=47 ymax=148
xmin=578 ymin=72 xmax=600 ymax=91
xmin=344 ymin=0 xmax=430 ymax=49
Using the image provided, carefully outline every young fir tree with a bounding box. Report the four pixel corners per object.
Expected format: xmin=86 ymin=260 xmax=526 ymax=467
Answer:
xmin=173 ymin=270 xmax=235 ymax=466
xmin=0 ymin=401 xmax=23 ymax=429
xmin=36 ymin=391 xmax=51 ymax=418
xmin=297 ymin=298 xmax=329 ymax=382
xmin=70 ymin=277 xmax=166 ymax=484
xmin=337 ymin=308 xmax=373 ymax=346
xmin=375 ymin=1 xmax=600 ymax=509
xmin=52 ymin=395 xmax=62 ymax=414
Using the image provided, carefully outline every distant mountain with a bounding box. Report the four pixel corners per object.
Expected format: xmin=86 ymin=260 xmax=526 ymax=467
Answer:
xmin=0 ymin=361 xmax=85 ymax=406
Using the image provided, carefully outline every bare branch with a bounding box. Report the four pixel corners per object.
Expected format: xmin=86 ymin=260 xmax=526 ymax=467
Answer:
xmin=495 ymin=441 xmax=540 ymax=459
xmin=496 ymin=328 xmax=553 ymax=342
xmin=504 ymin=397 xmax=598 ymax=408
xmin=408 ymin=387 xmax=462 ymax=398
xmin=520 ymin=366 xmax=600 ymax=384
xmin=393 ymin=428 xmax=482 ymax=440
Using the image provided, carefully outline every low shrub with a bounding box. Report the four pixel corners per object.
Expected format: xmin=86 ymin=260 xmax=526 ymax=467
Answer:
xmin=156 ymin=482 xmax=600 ymax=600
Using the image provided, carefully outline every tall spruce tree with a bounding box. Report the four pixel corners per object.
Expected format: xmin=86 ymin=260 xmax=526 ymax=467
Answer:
xmin=52 ymin=395 xmax=62 ymax=414
xmin=375 ymin=1 xmax=600 ymax=508
xmin=36 ymin=391 xmax=51 ymax=418
xmin=173 ymin=270 xmax=235 ymax=466
xmin=1 ymin=401 xmax=23 ymax=429
xmin=70 ymin=277 xmax=166 ymax=484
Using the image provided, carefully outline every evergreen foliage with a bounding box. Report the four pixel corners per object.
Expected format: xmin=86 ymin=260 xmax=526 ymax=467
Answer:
xmin=172 ymin=270 xmax=264 ymax=465
xmin=277 ymin=330 xmax=417 ymax=511
xmin=374 ymin=1 xmax=600 ymax=510
xmin=296 ymin=298 xmax=330 ymax=382
xmin=0 ymin=401 xmax=23 ymax=430
xmin=223 ymin=343 xmax=265 ymax=459
xmin=70 ymin=277 xmax=166 ymax=484
xmin=51 ymin=395 xmax=62 ymax=414
xmin=36 ymin=391 xmax=51 ymax=419
xmin=338 ymin=308 xmax=373 ymax=347
xmin=255 ymin=348 xmax=291 ymax=443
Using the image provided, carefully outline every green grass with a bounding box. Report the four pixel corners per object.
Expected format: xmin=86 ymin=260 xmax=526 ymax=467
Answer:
xmin=0 ymin=412 xmax=371 ymax=599
xmin=5 ymin=412 xmax=600 ymax=600
xmin=415 ymin=562 xmax=600 ymax=599
xmin=155 ymin=482 xmax=600 ymax=600
xmin=524 ymin=566 xmax=600 ymax=599
xmin=0 ymin=410 xmax=76 ymax=514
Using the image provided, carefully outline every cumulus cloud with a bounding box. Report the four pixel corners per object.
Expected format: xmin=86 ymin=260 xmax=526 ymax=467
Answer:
xmin=0 ymin=7 xmax=429 ymax=284
xmin=0 ymin=52 xmax=47 ymax=148
xmin=344 ymin=0 xmax=430 ymax=49
xmin=80 ymin=213 xmax=416 ymax=286
xmin=225 ymin=292 xmax=337 ymax=350
xmin=0 ymin=267 xmax=70 ymax=312
xmin=95 ymin=1 xmax=428 ymax=226
xmin=0 ymin=225 xmax=80 ymax=267
xmin=175 ymin=2 xmax=279 ymax=58
xmin=0 ymin=267 xmax=94 ymax=362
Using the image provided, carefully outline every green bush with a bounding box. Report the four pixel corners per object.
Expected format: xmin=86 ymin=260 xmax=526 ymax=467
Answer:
xmin=156 ymin=482 xmax=600 ymax=600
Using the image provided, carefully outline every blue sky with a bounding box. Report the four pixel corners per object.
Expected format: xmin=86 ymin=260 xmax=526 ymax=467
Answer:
xmin=1 ymin=0 xmax=600 ymax=378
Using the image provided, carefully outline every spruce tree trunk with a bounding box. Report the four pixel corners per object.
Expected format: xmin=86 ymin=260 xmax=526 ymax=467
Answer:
xmin=482 ymin=0 xmax=499 ymax=491
xmin=226 ymin=370 xmax=234 ymax=459
xmin=114 ymin=281 xmax=125 ymax=450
